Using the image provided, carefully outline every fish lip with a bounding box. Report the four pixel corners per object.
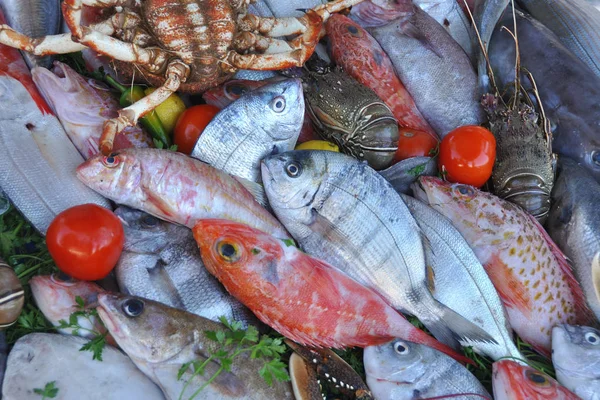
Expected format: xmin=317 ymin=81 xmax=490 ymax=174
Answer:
xmin=96 ymin=294 xmax=122 ymax=339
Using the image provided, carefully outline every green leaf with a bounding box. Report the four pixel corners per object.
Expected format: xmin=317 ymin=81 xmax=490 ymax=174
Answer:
xmin=154 ymin=138 xmax=165 ymax=149
xmin=75 ymin=296 xmax=85 ymax=309
xmin=204 ymin=330 xmax=218 ymax=342
xmin=216 ymin=330 xmax=226 ymax=344
xmin=78 ymin=334 xmax=107 ymax=361
xmin=282 ymin=239 xmax=296 ymax=248
xmin=177 ymin=362 xmax=193 ymax=380
xmin=407 ymin=163 xmax=426 ymax=177
xmin=251 ymin=248 xmax=260 ymax=255
xmin=33 ymin=381 xmax=59 ymax=399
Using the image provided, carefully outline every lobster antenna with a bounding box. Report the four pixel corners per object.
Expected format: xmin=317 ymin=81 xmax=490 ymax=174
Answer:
xmin=500 ymin=0 xmax=521 ymax=108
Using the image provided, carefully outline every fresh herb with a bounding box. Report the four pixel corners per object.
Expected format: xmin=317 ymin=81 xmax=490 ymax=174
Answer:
xmin=153 ymin=138 xmax=178 ymax=152
xmin=251 ymin=248 xmax=261 ymax=255
xmin=177 ymin=317 xmax=290 ymax=400
xmin=56 ymin=296 xmax=107 ymax=361
xmin=407 ymin=163 xmax=427 ymax=177
xmin=282 ymin=239 xmax=296 ymax=248
xmin=33 ymin=381 xmax=59 ymax=399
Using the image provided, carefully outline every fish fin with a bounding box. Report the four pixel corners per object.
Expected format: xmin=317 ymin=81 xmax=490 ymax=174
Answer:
xmin=525 ymin=213 xmax=595 ymax=324
xmin=143 ymin=190 xmax=179 ymax=222
xmin=233 ymin=176 xmax=270 ymax=209
xmin=593 ymin=253 xmax=600 ymax=305
xmin=426 ymin=264 xmax=436 ymax=293
xmin=290 ymin=251 xmax=344 ymax=302
xmin=396 ymin=10 xmax=443 ymax=58
xmin=406 ymin=324 xmax=475 ymax=365
xmin=484 ymin=254 xmax=531 ymax=316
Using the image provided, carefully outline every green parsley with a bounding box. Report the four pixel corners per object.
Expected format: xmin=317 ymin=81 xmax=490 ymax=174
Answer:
xmin=33 ymin=381 xmax=59 ymax=399
xmin=56 ymin=296 xmax=107 ymax=361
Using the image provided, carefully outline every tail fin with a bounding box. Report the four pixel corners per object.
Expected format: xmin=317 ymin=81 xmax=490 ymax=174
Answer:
xmin=407 ymin=324 xmax=475 ymax=365
xmin=422 ymin=299 xmax=499 ymax=348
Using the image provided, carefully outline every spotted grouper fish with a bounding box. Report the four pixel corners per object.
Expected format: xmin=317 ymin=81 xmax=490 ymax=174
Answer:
xmin=414 ymin=177 xmax=592 ymax=354
xmin=193 ymin=219 xmax=472 ymax=363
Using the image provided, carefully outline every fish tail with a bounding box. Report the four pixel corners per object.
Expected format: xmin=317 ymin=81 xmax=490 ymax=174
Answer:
xmin=406 ymin=326 xmax=475 ymax=365
xmin=422 ymin=299 xmax=499 ymax=348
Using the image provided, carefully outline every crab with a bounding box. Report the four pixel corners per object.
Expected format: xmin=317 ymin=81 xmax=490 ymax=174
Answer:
xmin=0 ymin=0 xmax=364 ymax=155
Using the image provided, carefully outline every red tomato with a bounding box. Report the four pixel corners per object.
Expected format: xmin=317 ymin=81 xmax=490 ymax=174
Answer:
xmin=438 ymin=125 xmax=496 ymax=187
xmin=394 ymin=128 xmax=439 ymax=163
xmin=173 ymin=104 xmax=220 ymax=154
xmin=46 ymin=204 xmax=124 ymax=281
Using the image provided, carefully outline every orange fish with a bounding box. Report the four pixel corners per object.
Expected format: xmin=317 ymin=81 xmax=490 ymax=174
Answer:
xmin=193 ymin=219 xmax=472 ymax=364
xmin=492 ymin=360 xmax=579 ymax=400
xmin=326 ymin=14 xmax=438 ymax=140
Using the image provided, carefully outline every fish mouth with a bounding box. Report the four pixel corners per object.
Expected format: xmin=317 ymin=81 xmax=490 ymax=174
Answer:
xmin=411 ymin=179 xmax=429 ymax=203
xmin=96 ymin=294 xmax=122 ymax=339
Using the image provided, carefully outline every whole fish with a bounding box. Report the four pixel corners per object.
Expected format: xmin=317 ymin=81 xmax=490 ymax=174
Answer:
xmin=402 ymin=194 xmax=523 ymax=360
xmin=548 ymin=158 xmax=600 ymax=321
xmin=473 ymin=0 xmax=509 ymax=92
xmin=0 ymin=0 xmax=61 ymax=69
xmin=518 ymin=0 xmax=600 ymax=79
xmin=488 ymin=10 xmax=600 ymax=182
xmin=492 ymin=360 xmax=579 ymax=400
xmin=191 ymin=79 xmax=304 ymax=183
xmin=378 ymin=156 xmax=437 ymax=195
xmin=262 ymin=150 xmax=495 ymax=348
xmin=364 ymin=339 xmax=491 ymax=400
xmin=32 ymin=61 xmax=152 ymax=159
xmin=193 ymin=218 xmax=472 ymax=362
xmin=303 ymin=68 xmax=399 ymax=170
xmin=368 ymin=6 xmax=484 ymax=138
xmin=114 ymin=206 xmax=258 ymax=328
xmin=2 ymin=333 xmax=165 ymax=400
xmin=76 ymin=148 xmax=290 ymax=238
xmin=0 ymin=10 xmax=111 ymax=235
xmin=326 ymin=14 xmax=437 ymax=139
xmin=552 ymin=324 xmax=600 ymax=400
xmin=97 ymin=293 xmax=294 ymax=400
xmin=413 ymin=176 xmax=592 ymax=354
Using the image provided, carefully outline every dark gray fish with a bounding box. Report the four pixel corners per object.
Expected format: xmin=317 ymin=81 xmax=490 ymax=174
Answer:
xmin=303 ymin=68 xmax=399 ymax=170
xmin=378 ymin=156 xmax=437 ymax=195
xmin=368 ymin=6 xmax=484 ymax=138
xmin=489 ymin=9 xmax=600 ymax=183
xmin=114 ymin=206 xmax=259 ymax=329
xmin=552 ymin=324 xmax=600 ymax=400
xmin=518 ymin=0 xmax=600 ymax=79
xmin=547 ymin=158 xmax=600 ymax=321
xmin=0 ymin=0 xmax=61 ymax=69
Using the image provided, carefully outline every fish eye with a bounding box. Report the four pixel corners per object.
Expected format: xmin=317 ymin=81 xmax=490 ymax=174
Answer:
xmin=524 ymin=370 xmax=551 ymax=387
xmin=454 ymin=185 xmax=475 ymax=197
xmin=217 ymin=241 xmax=241 ymax=263
xmin=592 ymin=151 xmax=600 ymax=167
xmin=270 ymin=96 xmax=286 ymax=113
xmin=346 ymin=24 xmax=361 ymax=36
xmin=225 ymin=83 xmax=248 ymax=97
xmin=585 ymin=332 xmax=600 ymax=344
xmin=140 ymin=214 xmax=159 ymax=229
xmin=122 ymin=298 xmax=144 ymax=317
xmin=393 ymin=341 xmax=409 ymax=355
xmin=285 ymin=161 xmax=302 ymax=178
xmin=50 ymin=272 xmax=76 ymax=285
xmin=101 ymin=153 xmax=121 ymax=168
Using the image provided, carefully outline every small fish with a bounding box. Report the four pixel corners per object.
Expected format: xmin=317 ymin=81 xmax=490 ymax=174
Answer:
xmin=0 ymin=10 xmax=111 ymax=235
xmin=76 ymin=148 xmax=290 ymax=238
xmin=31 ymin=61 xmax=152 ymax=159
xmin=492 ymin=360 xmax=579 ymax=400
xmin=97 ymin=293 xmax=294 ymax=399
xmin=191 ymin=79 xmax=304 ymax=183
xmin=402 ymin=194 xmax=523 ymax=360
xmin=303 ymin=69 xmax=399 ymax=170
xmin=114 ymin=206 xmax=258 ymax=328
xmin=547 ymin=157 xmax=600 ymax=321
xmin=29 ymin=274 xmax=112 ymax=342
xmin=0 ymin=0 xmax=61 ymax=69
xmin=368 ymin=6 xmax=484 ymax=138
xmin=518 ymin=0 xmax=600 ymax=80
xmin=364 ymin=339 xmax=492 ymax=400
xmin=2 ymin=333 xmax=165 ymax=400
xmin=0 ymin=261 xmax=23 ymax=329
xmin=193 ymin=218 xmax=472 ymax=362
xmin=552 ymin=324 xmax=600 ymax=400
xmin=378 ymin=156 xmax=437 ymax=195
xmin=262 ymin=150 xmax=495 ymax=349
xmin=414 ymin=176 xmax=593 ymax=354
xmin=326 ymin=14 xmax=437 ymax=139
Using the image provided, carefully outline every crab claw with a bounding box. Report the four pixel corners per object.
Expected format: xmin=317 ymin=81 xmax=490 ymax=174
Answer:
xmin=100 ymin=115 xmax=131 ymax=156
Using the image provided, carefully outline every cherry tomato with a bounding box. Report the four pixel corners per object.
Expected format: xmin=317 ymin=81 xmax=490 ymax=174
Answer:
xmin=438 ymin=125 xmax=496 ymax=187
xmin=46 ymin=204 xmax=124 ymax=281
xmin=173 ymin=104 xmax=220 ymax=154
xmin=394 ymin=128 xmax=439 ymax=163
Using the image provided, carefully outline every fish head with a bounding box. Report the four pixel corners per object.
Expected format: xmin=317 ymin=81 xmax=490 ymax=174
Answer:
xmin=492 ymin=360 xmax=574 ymax=400
xmin=326 ymin=14 xmax=370 ymax=50
xmin=552 ymin=324 xmax=600 ymax=376
xmin=245 ymin=78 xmax=305 ymax=142
xmin=261 ymin=150 xmax=330 ymax=226
xmin=202 ymin=79 xmax=267 ymax=109
xmin=76 ymin=149 xmax=141 ymax=200
xmin=364 ymin=340 xmax=428 ymax=385
xmin=193 ymin=219 xmax=285 ymax=295
xmin=30 ymin=274 xmax=104 ymax=323
xmin=97 ymin=293 xmax=202 ymax=363
xmin=114 ymin=206 xmax=189 ymax=254
xmin=350 ymin=0 xmax=413 ymax=27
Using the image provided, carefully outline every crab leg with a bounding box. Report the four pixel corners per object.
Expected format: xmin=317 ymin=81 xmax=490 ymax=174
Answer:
xmin=100 ymin=60 xmax=190 ymax=155
xmin=62 ymin=0 xmax=130 ymax=38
